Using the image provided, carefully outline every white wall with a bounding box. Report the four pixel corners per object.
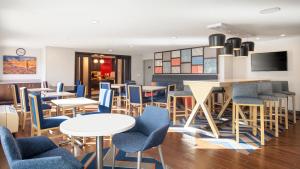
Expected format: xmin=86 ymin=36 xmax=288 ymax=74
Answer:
xmin=232 ymin=36 xmax=300 ymax=110
xmin=0 ymin=47 xmax=42 ymax=81
xmin=131 ymin=55 xmax=144 ymax=85
xmin=44 ymin=46 xmax=75 ymax=86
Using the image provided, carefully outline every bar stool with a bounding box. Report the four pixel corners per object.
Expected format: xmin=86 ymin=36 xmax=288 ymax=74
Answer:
xmin=232 ymin=83 xmax=265 ymax=145
xmin=257 ymin=82 xmax=279 ymax=137
xmin=279 ymin=81 xmax=296 ymax=124
xmin=210 ymin=87 xmax=225 ymax=113
xmin=154 ymin=84 xmax=176 ymax=108
xmin=167 ymin=90 xmax=195 ymax=125
xmin=272 ymin=81 xmax=289 ymax=129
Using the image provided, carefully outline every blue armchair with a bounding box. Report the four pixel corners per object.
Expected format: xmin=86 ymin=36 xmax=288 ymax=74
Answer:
xmin=112 ymin=106 xmax=170 ymax=169
xmin=0 ymin=126 xmax=83 ymax=169
xmin=29 ymin=93 xmax=69 ymax=137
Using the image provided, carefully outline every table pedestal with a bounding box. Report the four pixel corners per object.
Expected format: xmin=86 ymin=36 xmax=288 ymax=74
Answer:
xmin=96 ymin=136 xmax=103 ymax=169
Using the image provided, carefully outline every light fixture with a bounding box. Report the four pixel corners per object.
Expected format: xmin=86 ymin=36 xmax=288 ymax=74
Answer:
xmin=219 ymin=43 xmax=233 ymax=56
xmin=99 ymin=58 xmax=105 ymax=64
xmin=234 ymin=50 xmax=240 ymax=57
xmin=280 ymin=34 xmax=286 ymax=37
xmin=240 ymin=45 xmax=249 ymax=56
xmin=256 ymin=37 xmax=260 ymax=40
xmin=259 ymin=7 xmax=281 ymax=14
xmin=91 ymin=20 xmax=99 ymax=24
xmin=242 ymin=41 xmax=255 ymax=51
xmin=227 ymin=37 xmax=242 ymax=50
xmin=209 ymin=34 xmax=226 ymax=48
xmin=93 ymin=58 xmax=99 ymax=64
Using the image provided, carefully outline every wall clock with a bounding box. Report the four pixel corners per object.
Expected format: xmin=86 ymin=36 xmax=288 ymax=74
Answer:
xmin=16 ymin=48 xmax=26 ymax=56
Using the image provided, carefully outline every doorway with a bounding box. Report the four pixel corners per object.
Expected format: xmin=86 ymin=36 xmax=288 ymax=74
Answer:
xmin=143 ymin=59 xmax=153 ymax=85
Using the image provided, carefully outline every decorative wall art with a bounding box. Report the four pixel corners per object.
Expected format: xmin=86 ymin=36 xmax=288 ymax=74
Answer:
xmin=3 ymin=55 xmax=37 ymax=74
xmin=154 ymin=47 xmax=218 ymax=74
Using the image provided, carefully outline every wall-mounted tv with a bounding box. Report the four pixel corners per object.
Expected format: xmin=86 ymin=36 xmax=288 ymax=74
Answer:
xmin=251 ymin=51 xmax=287 ymax=71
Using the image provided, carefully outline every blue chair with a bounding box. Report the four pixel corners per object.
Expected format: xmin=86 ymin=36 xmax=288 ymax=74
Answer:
xmin=99 ymin=82 xmax=111 ymax=89
xmin=42 ymin=82 xmax=64 ymax=101
xmin=128 ymin=85 xmax=151 ymax=115
xmin=120 ymin=81 xmax=136 ymax=110
xmin=76 ymin=85 xmax=86 ymax=97
xmin=20 ymin=87 xmax=52 ymax=130
xmin=10 ymin=84 xmax=20 ymax=109
xmin=28 ymin=92 xmax=69 ymax=137
xmin=42 ymin=81 xmax=49 ymax=88
xmin=0 ymin=126 xmax=83 ymax=169
xmin=112 ymin=106 xmax=170 ymax=169
xmin=153 ymin=84 xmax=176 ymax=107
xmin=232 ymin=83 xmax=265 ymax=145
xmin=80 ymin=89 xmax=113 ymax=115
xmin=74 ymin=80 xmax=82 ymax=93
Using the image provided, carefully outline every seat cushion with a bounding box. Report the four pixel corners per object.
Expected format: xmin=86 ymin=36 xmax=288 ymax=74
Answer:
xmin=41 ymin=116 xmax=69 ymax=129
xmin=273 ymin=92 xmax=288 ymax=98
xmin=42 ymin=96 xmax=57 ymax=102
xmin=258 ymin=94 xmax=279 ymax=101
xmin=112 ymin=132 xmax=148 ymax=153
xmin=233 ymin=97 xmax=263 ymax=105
xmin=41 ymin=104 xmax=52 ymax=110
xmin=168 ymin=91 xmax=193 ymax=97
xmin=281 ymin=91 xmax=296 ymax=96
xmin=33 ymin=147 xmax=83 ymax=169
xmin=153 ymin=96 xmax=167 ymax=103
xmin=212 ymin=87 xmax=225 ymax=93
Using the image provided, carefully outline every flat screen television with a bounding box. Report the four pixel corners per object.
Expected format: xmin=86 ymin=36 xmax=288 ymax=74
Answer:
xmin=251 ymin=51 xmax=287 ymax=71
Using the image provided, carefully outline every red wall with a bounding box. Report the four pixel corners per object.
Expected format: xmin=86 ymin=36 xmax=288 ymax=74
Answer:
xmin=100 ymin=58 xmax=113 ymax=76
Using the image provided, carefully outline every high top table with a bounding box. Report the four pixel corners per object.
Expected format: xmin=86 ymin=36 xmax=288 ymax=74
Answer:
xmin=184 ymin=79 xmax=266 ymax=138
xmin=111 ymin=84 xmax=126 ymax=107
xmin=28 ymin=88 xmax=54 ymax=92
xmin=60 ymin=114 xmax=135 ymax=169
xmin=142 ymin=86 xmax=167 ymax=104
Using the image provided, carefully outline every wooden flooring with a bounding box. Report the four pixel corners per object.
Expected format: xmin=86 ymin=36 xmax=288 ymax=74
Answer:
xmin=1 ymin=109 xmax=300 ymax=169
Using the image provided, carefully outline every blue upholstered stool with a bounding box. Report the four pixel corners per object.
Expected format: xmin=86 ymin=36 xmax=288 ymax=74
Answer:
xmin=232 ymin=83 xmax=265 ymax=145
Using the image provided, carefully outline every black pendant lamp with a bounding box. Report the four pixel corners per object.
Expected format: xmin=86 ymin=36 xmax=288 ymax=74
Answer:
xmin=227 ymin=37 xmax=242 ymax=50
xmin=242 ymin=41 xmax=255 ymax=51
xmin=209 ymin=34 xmax=226 ymax=48
xmin=234 ymin=50 xmax=240 ymax=57
xmin=219 ymin=43 xmax=233 ymax=56
xmin=240 ymin=45 xmax=249 ymax=56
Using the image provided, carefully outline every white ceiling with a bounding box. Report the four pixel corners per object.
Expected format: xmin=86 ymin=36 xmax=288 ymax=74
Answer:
xmin=1 ymin=0 xmax=300 ymax=55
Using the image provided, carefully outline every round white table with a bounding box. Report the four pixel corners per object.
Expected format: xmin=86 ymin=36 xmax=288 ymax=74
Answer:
xmin=60 ymin=114 xmax=135 ymax=169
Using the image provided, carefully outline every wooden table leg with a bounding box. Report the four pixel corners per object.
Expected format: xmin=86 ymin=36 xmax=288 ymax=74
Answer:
xmin=260 ymin=105 xmax=265 ymax=145
xmin=173 ymin=96 xmax=177 ymax=125
xmin=275 ymin=101 xmax=279 ymax=137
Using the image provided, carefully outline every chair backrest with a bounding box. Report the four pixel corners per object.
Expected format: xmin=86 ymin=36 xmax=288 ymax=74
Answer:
xmin=271 ymin=81 xmax=283 ymax=93
xmin=233 ymin=83 xmax=258 ymax=98
xmin=76 ymin=85 xmax=86 ymax=97
xmin=28 ymin=93 xmax=44 ymax=129
xmin=125 ymin=80 xmax=136 ymax=84
xmin=138 ymin=106 xmax=170 ymax=150
xmin=257 ymin=82 xmax=273 ymax=95
xmin=124 ymin=81 xmax=137 ymax=98
xmin=20 ymin=87 xmax=30 ymax=113
xmin=75 ymin=80 xmax=81 ymax=86
xmin=281 ymin=81 xmax=289 ymax=92
xmin=56 ymin=82 xmax=64 ymax=92
xmin=0 ymin=126 xmax=22 ymax=167
xmin=128 ymin=85 xmax=142 ymax=104
xmin=98 ymin=89 xmax=113 ymax=113
xmin=42 ymin=81 xmax=48 ymax=88
xmin=99 ymin=82 xmax=111 ymax=89
xmin=167 ymin=84 xmax=176 ymax=93
xmin=10 ymin=84 xmax=20 ymax=107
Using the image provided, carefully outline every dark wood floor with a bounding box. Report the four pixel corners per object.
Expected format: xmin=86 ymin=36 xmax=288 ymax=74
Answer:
xmin=1 ymin=111 xmax=300 ymax=169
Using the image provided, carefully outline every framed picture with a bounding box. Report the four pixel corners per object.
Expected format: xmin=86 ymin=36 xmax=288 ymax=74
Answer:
xmin=3 ymin=55 xmax=37 ymax=74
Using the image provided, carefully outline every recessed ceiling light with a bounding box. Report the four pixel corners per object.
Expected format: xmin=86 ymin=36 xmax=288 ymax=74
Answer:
xmin=91 ymin=20 xmax=99 ymax=24
xmin=171 ymin=36 xmax=177 ymax=39
xmin=256 ymin=37 xmax=260 ymax=40
xmin=129 ymin=45 xmax=134 ymax=48
xmin=259 ymin=7 xmax=281 ymax=14
xmin=280 ymin=34 xmax=286 ymax=37
xmin=108 ymin=49 xmax=113 ymax=52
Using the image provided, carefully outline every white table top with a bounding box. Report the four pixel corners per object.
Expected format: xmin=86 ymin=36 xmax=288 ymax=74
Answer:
xmin=111 ymin=84 xmax=125 ymax=89
xmin=60 ymin=114 xmax=135 ymax=137
xmin=42 ymin=91 xmax=75 ymax=97
xmin=142 ymin=86 xmax=166 ymax=92
xmin=28 ymin=88 xmax=54 ymax=92
xmin=51 ymin=97 xmax=99 ymax=108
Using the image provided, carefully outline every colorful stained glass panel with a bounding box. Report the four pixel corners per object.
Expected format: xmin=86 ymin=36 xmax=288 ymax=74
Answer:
xmin=204 ymin=59 xmax=217 ymax=73
xmin=204 ymin=47 xmax=217 ymax=58
xmin=172 ymin=50 xmax=180 ymax=58
xmin=155 ymin=53 xmax=162 ymax=59
xmin=172 ymin=66 xmax=180 ymax=73
xmin=155 ymin=67 xmax=162 ymax=74
xmin=192 ymin=48 xmax=203 ymax=56
xmin=192 ymin=56 xmax=203 ymax=65
xmin=192 ymin=65 xmax=203 ymax=73
xmin=163 ymin=52 xmax=171 ymax=61
xmin=163 ymin=62 xmax=171 ymax=73
xmin=155 ymin=60 xmax=162 ymax=66
xmin=181 ymin=49 xmax=192 ymax=62
xmin=181 ymin=63 xmax=191 ymax=73
xmin=171 ymin=58 xmax=180 ymax=66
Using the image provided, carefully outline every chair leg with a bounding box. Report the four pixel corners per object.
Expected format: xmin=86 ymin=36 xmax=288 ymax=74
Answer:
xmin=253 ymin=106 xmax=257 ymax=136
xmin=112 ymin=144 xmax=116 ymax=169
xmin=158 ymin=145 xmax=166 ymax=169
xmin=275 ymin=101 xmax=279 ymax=137
xmin=260 ymin=105 xmax=265 ymax=145
xmin=137 ymin=151 xmax=142 ymax=169
xmin=284 ymin=98 xmax=288 ymax=129
xmin=292 ymin=95 xmax=296 ymax=123
xmin=269 ymin=101 xmax=273 ymax=130
xmin=232 ymin=103 xmax=236 ymax=134
xmin=22 ymin=112 xmax=27 ymax=130
xmin=173 ymin=96 xmax=177 ymax=125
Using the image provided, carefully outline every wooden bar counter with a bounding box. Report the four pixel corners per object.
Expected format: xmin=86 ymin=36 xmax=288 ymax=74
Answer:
xmin=183 ymin=79 xmax=266 ymax=138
